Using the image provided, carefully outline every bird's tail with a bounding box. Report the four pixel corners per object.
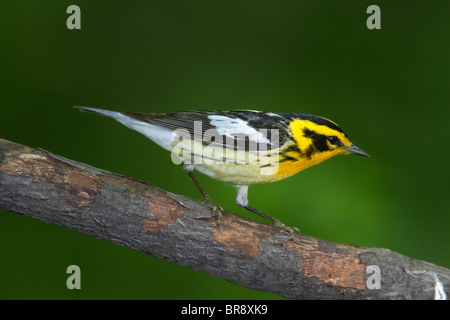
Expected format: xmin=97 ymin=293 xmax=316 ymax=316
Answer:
xmin=74 ymin=106 xmax=175 ymax=151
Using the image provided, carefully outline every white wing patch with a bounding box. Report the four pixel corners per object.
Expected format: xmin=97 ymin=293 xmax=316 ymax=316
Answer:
xmin=207 ymin=115 xmax=272 ymax=145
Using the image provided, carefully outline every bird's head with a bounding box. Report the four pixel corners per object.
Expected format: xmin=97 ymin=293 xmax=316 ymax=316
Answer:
xmin=289 ymin=114 xmax=370 ymax=165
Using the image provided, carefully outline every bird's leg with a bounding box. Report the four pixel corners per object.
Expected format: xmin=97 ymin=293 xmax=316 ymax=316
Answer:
xmin=243 ymin=205 xmax=300 ymax=236
xmin=235 ymin=185 xmax=300 ymax=235
xmin=183 ymin=165 xmax=224 ymax=218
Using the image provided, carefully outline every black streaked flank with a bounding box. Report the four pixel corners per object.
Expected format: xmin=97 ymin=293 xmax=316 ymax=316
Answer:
xmin=279 ymin=155 xmax=298 ymax=163
xmin=279 ymin=143 xmax=302 ymax=162
xmin=304 ymin=144 xmax=316 ymax=160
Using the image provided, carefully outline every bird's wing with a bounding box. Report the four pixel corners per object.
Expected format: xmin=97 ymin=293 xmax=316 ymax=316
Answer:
xmin=124 ymin=110 xmax=290 ymax=151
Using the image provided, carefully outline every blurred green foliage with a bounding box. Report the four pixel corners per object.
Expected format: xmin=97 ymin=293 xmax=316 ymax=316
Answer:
xmin=0 ymin=0 xmax=448 ymax=299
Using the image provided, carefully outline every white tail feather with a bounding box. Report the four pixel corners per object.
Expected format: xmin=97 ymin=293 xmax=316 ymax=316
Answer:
xmin=75 ymin=106 xmax=175 ymax=150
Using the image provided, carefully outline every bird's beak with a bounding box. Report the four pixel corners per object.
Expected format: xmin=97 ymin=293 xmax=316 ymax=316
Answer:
xmin=345 ymin=144 xmax=371 ymax=158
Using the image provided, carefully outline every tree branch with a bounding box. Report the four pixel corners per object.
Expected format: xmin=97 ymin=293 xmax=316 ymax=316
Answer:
xmin=0 ymin=138 xmax=448 ymax=299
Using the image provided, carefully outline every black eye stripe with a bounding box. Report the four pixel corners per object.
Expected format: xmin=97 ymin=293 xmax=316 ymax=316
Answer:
xmin=327 ymin=136 xmax=338 ymax=145
xmin=327 ymin=135 xmax=344 ymax=147
xmin=302 ymin=129 xmax=329 ymax=152
xmin=302 ymin=129 xmax=344 ymax=154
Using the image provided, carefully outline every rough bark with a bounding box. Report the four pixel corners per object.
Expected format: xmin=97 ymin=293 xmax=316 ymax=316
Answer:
xmin=0 ymin=138 xmax=448 ymax=299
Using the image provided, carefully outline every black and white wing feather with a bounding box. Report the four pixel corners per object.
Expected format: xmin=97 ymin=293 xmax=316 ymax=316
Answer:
xmin=75 ymin=107 xmax=291 ymax=152
xmin=124 ymin=110 xmax=291 ymax=151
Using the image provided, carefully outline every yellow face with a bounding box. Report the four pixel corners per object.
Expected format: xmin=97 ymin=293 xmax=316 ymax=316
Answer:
xmin=294 ymin=118 xmax=352 ymax=154
xmin=274 ymin=117 xmax=367 ymax=181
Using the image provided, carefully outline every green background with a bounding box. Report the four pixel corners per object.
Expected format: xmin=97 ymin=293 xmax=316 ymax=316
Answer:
xmin=0 ymin=1 xmax=449 ymax=299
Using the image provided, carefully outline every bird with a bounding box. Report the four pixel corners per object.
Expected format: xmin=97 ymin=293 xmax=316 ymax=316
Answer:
xmin=75 ymin=107 xmax=370 ymax=233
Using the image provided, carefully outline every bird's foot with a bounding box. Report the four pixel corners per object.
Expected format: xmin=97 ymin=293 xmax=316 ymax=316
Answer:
xmin=272 ymin=219 xmax=300 ymax=237
xmin=203 ymin=195 xmax=224 ymax=219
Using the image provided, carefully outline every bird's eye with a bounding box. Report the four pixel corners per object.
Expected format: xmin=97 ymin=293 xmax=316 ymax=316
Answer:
xmin=327 ymin=136 xmax=339 ymax=145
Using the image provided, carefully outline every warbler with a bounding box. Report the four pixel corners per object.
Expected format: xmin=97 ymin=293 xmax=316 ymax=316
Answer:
xmin=76 ymin=107 xmax=370 ymax=233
